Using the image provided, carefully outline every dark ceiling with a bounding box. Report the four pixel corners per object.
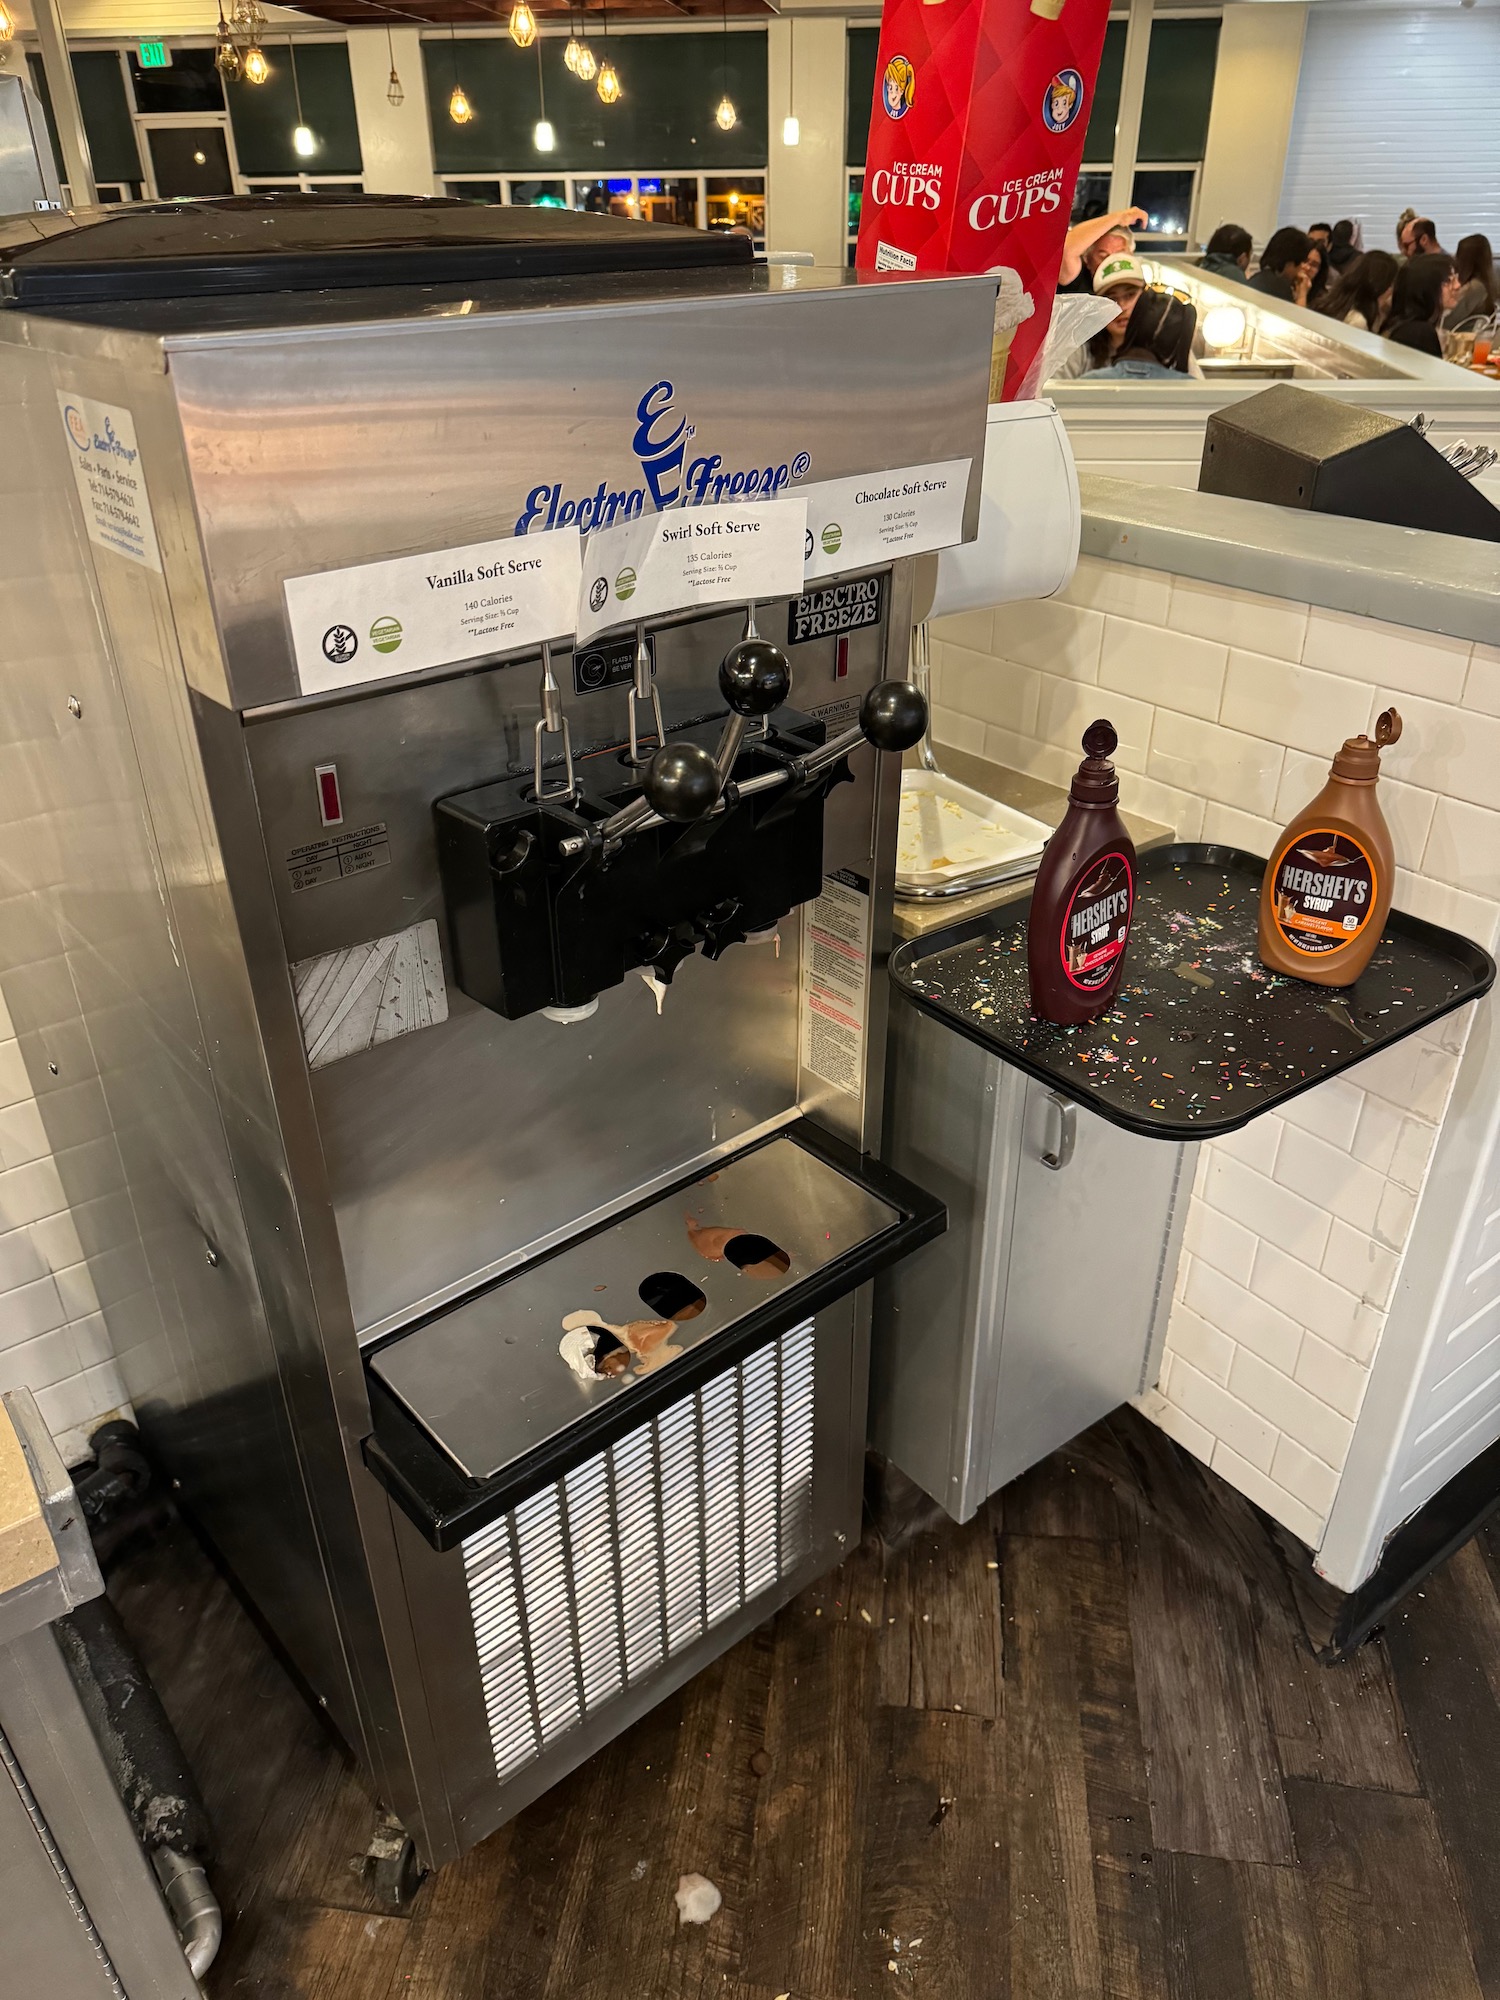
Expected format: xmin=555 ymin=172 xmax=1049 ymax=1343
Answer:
xmin=285 ymin=0 xmax=775 ymax=22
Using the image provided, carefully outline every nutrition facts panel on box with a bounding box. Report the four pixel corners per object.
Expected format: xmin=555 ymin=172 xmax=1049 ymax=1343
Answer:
xmin=799 ymin=872 xmax=870 ymax=1097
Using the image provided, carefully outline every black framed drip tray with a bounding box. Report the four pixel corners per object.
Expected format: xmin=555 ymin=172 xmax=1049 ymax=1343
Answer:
xmin=890 ymin=843 xmax=1495 ymax=1141
xmin=362 ymin=1123 xmax=944 ymax=1550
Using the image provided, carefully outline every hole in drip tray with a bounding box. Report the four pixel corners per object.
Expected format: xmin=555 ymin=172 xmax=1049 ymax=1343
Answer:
xmin=722 ymin=1233 xmax=791 ymax=1278
xmin=639 ymin=1271 xmax=708 ymax=1321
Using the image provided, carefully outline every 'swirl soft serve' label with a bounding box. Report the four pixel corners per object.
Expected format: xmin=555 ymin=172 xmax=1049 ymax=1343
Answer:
xmin=1060 ymin=851 xmax=1133 ymax=992
xmin=1268 ymin=828 xmax=1376 ymax=957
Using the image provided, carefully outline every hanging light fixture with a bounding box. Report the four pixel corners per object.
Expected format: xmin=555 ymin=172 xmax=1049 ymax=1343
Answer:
xmin=596 ymin=0 xmax=619 ymax=103
xmin=574 ymin=33 xmax=597 ymax=83
xmin=214 ymin=0 xmax=241 ymax=78
xmin=782 ymin=18 xmax=799 ymax=145
xmin=533 ymin=38 xmax=555 ymax=151
xmin=385 ymin=23 xmax=404 ymax=106
xmin=509 ymin=1 xmax=537 ymax=48
xmin=714 ymin=0 xmax=736 ymax=132
xmin=0 ymin=4 xmax=13 ymax=40
xmin=447 ymin=21 xmax=473 ymax=124
xmin=563 ymin=7 xmax=585 ymax=75
xmin=288 ymin=40 xmax=317 ymax=157
xmin=242 ymin=44 xmax=269 ymax=84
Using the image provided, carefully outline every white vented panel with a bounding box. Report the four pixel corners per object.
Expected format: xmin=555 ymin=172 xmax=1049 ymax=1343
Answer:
xmin=461 ymin=1320 xmax=817 ymax=1785
xmin=1279 ymin=8 xmax=1500 ymax=244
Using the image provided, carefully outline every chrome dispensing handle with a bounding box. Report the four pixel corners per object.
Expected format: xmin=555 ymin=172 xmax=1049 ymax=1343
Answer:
xmin=1039 ymin=1093 xmax=1077 ymax=1172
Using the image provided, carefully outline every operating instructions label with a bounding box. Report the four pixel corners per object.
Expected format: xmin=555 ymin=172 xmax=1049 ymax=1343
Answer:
xmin=799 ymin=871 xmax=870 ymax=1098
xmin=284 ymin=526 xmax=582 ymax=695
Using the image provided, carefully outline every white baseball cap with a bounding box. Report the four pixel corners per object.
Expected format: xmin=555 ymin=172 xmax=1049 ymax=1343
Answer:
xmin=1093 ymin=251 xmax=1148 ymax=294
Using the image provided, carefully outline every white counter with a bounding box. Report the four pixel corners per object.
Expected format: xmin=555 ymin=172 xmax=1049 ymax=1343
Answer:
xmin=929 ymin=476 xmax=1499 ymax=1592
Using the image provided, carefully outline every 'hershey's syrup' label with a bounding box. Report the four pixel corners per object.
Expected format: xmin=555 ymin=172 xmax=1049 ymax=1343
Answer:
xmin=1060 ymin=851 xmax=1134 ymax=992
xmin=1268 ymin=828 xmax=1376 ymax=958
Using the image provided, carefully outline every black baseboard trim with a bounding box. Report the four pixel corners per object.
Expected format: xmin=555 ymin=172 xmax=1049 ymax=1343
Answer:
xmin=1312 ymin=1430 xmax=1500 ymax=1661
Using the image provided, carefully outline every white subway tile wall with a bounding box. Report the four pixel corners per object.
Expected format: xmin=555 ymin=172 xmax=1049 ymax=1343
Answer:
xmin=931 ymin=558 xmax=1500 ymax=1549
xmin=0 ymin=982 xmax=130 ymax=1464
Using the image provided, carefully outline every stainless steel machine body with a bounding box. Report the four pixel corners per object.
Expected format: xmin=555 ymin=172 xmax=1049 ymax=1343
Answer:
xmin=0 ymin=249 xmax=993 ymax=1864
xmin=872 ymin=998 xmax=1190 ymax=1520
xmin=0 ymin=75 xmax=63 ymax=218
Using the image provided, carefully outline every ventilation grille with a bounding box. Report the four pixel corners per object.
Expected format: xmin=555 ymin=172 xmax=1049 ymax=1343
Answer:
xmin=462 ymin=1319 xmax=816 ymax=1784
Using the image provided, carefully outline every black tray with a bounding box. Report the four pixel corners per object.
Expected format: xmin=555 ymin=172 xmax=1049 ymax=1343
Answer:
xmin=889 ymin=843 xmax=1495 ymax=1141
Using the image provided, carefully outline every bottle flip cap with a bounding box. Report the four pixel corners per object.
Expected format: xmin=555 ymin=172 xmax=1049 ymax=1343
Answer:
xmin=1331 ymin=705 xmax=1402 ymax=783
xmin=1070 ymin=718 xmax=1120 ymax=803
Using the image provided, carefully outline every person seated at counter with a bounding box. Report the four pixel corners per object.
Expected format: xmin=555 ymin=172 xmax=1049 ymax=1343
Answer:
xmin=1399 ymin=215 xmax=1446 ymax=259
xmin=1445 ymin=234 xmax=1498 ymax=330
xmin=1248 ymin=227 xmax=1317 ymax=305
xmin=1198 ymin=223 xmax=1252 ymax=283
xmin=1056 ymin=204 xmax=1148 ymax=294
xmin=1384 ymin=252 xmax=1461 ymax=355
xmin=1315 ymin=250 xmax=1398 ymax=333
xmin=1088 ymin=286 xmax=1199 ymax=382
xmin=1327 ymin=219 xmax=1363 ymax=272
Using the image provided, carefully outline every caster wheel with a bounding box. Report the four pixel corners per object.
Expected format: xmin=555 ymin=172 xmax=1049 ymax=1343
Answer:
xmin=367 ymin=1815 xmax=425 ymax=1910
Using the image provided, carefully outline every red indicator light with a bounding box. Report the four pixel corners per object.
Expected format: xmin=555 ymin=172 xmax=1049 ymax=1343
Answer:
xmin=315 ymin=763 xmax=343 ymax=828
xmin=835 ymin=636 xmax=850 ymax=681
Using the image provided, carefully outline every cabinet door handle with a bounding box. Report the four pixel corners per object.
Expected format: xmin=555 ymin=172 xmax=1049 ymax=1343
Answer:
xmin=1039 ymin=1092 xmax=1076 ymax=1172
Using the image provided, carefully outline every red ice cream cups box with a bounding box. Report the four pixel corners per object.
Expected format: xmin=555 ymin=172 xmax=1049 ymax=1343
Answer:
xmin=856 ymin=0 xmax=1113 ymax=401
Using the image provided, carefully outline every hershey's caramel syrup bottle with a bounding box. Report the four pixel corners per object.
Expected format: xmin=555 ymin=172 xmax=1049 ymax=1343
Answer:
xmin=1027 ymin=720 xmax=1137 ymax=1025
xmin=1259 ymin=708 xmax=1403 ymax=988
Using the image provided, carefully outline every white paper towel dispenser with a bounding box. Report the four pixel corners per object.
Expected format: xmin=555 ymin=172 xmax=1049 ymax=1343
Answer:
xmin=915 ymin=399 xmax=1080 ymax=621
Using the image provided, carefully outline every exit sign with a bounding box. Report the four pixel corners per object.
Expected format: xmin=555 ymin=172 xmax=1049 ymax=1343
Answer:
xmin=137 ymin=41 xmax=171 ymax=68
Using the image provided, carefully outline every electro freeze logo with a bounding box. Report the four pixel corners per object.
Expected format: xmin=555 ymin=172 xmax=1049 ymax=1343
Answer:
xmin=513 ymin=379 xmax=811 ymax=534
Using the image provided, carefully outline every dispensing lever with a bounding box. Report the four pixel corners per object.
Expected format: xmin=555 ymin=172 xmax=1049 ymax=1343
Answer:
xmin=531 ymin=641 xmax=576 ymax=803
xmin=792 ymin=679 xmax=929 ymax=781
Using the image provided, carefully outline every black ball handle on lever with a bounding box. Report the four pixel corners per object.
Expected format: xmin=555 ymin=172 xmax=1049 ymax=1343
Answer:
xmin=859 ymin=679 xmax=928 ymax=754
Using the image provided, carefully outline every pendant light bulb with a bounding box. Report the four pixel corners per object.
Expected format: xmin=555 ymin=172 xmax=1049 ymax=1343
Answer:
xmin=449 ymin=82 xmax=473 ymax=123
xmin=242 ymin=44 xmax=269 ymax=84
xmin=715 ymin=94 xmax=737 ymax=131
xmin=574 ymin=41 xmax=597 ymax=81
xmin=534 ymin=118 xmax=555 ymax=151
xmin=509 ymin=1 xmax=537 ymax=47
xmin=564 ymin=36 xmax=583 ymax=73
xmin=293 ymin=123 xmax=316 ymax=157
xmin=596 ymin=59 xmax=620 ymax=103
xmin=0 ymin=3 xmax=14 ymax=39
xmin=215 ymin=32 xmax=242 ymax=79
xmin=782 ymin=114 xmax=800 ymax=146
xmin=387 ymin=66 xmax=404 ymax=106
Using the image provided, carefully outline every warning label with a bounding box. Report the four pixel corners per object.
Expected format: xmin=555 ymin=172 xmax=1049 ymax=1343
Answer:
xmin=799 ymin=871 xmax=870 ymax=1098
xmin=286 ymin=822 xmax=391 ymax=895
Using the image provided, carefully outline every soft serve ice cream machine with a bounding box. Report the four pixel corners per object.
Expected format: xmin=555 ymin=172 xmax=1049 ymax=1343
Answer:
xmin=0 ymin=202 xmax=994 ymax=1870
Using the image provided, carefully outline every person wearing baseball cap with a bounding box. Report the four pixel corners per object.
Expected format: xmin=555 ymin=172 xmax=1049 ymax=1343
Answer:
xmin=1049 ymin=250 xmax=1148 ymax=380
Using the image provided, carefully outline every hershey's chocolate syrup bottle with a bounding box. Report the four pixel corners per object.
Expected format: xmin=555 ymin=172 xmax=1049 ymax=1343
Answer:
xmin=1027 ymin=719 xmax=1137 ymax=1025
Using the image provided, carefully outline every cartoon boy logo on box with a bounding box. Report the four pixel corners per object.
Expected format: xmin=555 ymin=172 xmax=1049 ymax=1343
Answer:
xmin=1043 ymin=68 xmax=1083 ymax=132
xmin=882 ymin=53 xmax=915 ymax=120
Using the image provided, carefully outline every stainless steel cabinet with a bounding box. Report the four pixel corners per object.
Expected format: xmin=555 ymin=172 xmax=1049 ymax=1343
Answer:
xmin=871 ymin=994 xmax=1190 ymax=1520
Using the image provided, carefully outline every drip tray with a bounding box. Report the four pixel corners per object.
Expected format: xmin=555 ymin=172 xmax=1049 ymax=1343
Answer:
xmin=364 ymin=1126 xmax=943 ymax=1547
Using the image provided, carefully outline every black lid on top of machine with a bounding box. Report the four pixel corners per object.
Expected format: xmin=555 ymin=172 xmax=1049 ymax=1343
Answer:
xmin=0 ymin=194 xmax=753 ymax=311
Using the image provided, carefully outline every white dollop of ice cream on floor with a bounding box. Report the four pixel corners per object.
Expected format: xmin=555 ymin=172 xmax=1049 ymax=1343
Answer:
xmin=674 ymin=1873 xmax=723 ymax=1925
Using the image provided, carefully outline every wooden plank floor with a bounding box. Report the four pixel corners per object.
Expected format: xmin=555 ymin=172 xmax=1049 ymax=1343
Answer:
xmin=108 ymin=1409 xmax=1500 ymax=1999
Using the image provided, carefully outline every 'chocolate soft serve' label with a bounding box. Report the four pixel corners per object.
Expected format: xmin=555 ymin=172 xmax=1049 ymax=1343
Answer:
xmin=1060 ymin=851 xmax=1133 ymax=992
xmin=1268 ymin=828 xmax=1376 ymax=957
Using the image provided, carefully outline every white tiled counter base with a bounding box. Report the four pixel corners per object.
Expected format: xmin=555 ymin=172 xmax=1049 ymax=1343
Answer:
xmin=931 ymin=558 xmax=1500 ymax=1549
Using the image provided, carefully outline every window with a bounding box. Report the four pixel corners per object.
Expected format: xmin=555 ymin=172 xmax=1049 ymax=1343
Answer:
xmin=845 ymin=27 xmax=878 ymax=171
xmin=441 ymin=172 xmax=758 ymax=244
xmin=130 ymin=47 xmax=224 ymax=115
xmin=424 ymin=32 xmax=767 ymax=177
xmin=1132 ymin=166 xmax=1198 ymax=247
xmin=225 ymin=42 xmax=362 ymax=178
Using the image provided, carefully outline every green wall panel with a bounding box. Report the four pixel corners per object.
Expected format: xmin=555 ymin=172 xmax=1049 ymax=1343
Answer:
xmin=425 ymin=31 xmax=766 ymax=175
xmin=845 ymin=27 xmax=878 ymax=170
xmin=1139 ymin=18 xmax=1220 ymax=163
xmin=227 ymin=42 xmax=362 ymax=177
xmin=27 ymin=51 xmax=142 ymax=186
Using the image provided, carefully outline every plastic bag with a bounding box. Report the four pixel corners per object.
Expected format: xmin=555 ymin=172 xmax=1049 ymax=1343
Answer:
xmin=1019 ymin=293 xmax=1121 ymax=400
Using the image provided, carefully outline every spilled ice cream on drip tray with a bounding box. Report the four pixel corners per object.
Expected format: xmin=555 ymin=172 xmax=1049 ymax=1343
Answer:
xmin=559 ymin=1311 xmax=680 ymax=1380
